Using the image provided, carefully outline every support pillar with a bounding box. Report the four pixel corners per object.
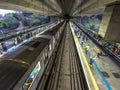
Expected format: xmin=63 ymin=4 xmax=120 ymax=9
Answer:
xmin=98 ymin=4 xmax=120 ymax=43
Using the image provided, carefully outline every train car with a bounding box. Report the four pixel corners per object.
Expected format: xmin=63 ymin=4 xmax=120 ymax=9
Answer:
xmin=20 ymin=22 xmax=66 ymax=90
xmin=0 ymin=21 xmax=66 ymax=90
xmin=0 ymin=36 xmax=51 ymax=90
xmin=40 ymin=21 xmax=66 ymax=64
xmin=19 ymin=23 xmax=66 ymax=90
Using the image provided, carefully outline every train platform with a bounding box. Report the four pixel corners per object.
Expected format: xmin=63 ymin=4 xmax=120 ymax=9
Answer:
xmin=70 ymin=22 xmax=120 ymax=90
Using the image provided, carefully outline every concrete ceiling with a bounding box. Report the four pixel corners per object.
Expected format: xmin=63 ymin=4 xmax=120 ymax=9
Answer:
xmin=0 ymin=0 xmax=119 ymax=17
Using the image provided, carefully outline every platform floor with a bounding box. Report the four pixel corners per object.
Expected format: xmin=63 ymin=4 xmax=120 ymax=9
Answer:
xmin=78 ymin=34 xmax=120 ymax=90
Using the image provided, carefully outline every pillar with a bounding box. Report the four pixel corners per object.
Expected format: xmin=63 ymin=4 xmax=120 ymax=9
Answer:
xmin=98 ymin=4 xmax=120 ymax=43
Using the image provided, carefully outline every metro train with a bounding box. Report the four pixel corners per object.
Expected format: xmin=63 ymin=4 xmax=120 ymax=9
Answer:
xmin=0 ymin=21 xmax=66 ymax=90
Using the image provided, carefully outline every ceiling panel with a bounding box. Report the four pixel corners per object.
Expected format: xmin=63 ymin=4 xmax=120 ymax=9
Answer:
xmin=0 ymin=0 xmax=119 ymax=17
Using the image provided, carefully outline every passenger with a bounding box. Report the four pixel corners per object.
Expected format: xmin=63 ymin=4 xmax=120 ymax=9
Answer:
xmin=114 ymin=48 xmax=120 ymax=55
xmin=89 ymin=56 xmax=93 ymax=67
xmin=80 ymin=32 xmax=82 ymax=36
xmin=96 ymin=48 xmax=102 ymax=58
xmin=94 ymin=47 xmax=102 ymax=58
xmin=89 ymin=55 xmax=97 ymax=67
xmin=86 ymin=37 xmax=89 ymax=41
xmin=83 ymin=35 xmax=85 ymax=41
xmin=82 ymin=42 xmax=86 ymax=49
xmin=85 ymin=44 xmax=90 ymax=54
xmin=81 ymin=40 xmax=84 ymax=46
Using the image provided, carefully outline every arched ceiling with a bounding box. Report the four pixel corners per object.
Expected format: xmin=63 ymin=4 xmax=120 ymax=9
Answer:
xmin=0 ymin=0 xmax=119 ymax=17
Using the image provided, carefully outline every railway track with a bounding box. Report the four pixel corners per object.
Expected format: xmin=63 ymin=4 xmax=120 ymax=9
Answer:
xmin=37 ymin=23 xmax=88 ymax=90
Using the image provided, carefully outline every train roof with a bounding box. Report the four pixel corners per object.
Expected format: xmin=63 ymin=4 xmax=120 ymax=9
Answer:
xmin=0 ymin=60 xmax=28 ymax=90
xmin=1 ymin=37 xmax=50 ymax=65
xmin=41 ymin=22 xmax=62 ymax=36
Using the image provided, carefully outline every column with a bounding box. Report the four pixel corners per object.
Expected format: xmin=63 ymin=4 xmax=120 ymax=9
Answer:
xmin=98 ymin=4 xmax=120 ymax=43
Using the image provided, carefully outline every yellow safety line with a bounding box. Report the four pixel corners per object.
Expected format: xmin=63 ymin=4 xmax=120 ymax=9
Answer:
xmin=76 ymin=38 xmax=99 ymax=90
xmin=74 ymin=31 xmax=99 ymax=90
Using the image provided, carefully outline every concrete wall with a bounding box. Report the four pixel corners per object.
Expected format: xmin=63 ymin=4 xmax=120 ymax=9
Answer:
xmin=99 ymin=5 xmax=120 ymax=42
xmin=98 ymin=5 xmax=114 ymax=39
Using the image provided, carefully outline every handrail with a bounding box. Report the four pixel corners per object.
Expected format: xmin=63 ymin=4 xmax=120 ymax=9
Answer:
xmin=0 ymin=21 xmax=58 ymax=42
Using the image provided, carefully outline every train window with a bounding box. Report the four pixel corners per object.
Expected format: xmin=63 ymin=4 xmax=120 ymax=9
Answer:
xmin=31 ymin=41 xmax=40 ymax=48
xmin=24 ymin=41 xmax=34 ymax=46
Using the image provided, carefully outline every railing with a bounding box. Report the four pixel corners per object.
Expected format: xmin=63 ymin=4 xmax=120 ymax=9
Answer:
xmin=0 ymin=21 xmax=59 ymax=42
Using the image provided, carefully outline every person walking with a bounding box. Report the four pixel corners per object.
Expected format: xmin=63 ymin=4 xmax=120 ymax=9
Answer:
xmin=89 ymin=54 xmax=97 ymax=67
xmin=89 ymin=55 xmax=93 ymax=67
xmin=95 ymin=48 xmax=102 ymax=58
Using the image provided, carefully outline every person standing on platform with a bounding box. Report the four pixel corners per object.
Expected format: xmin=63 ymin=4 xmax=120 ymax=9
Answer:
xmin=95 ymin=47 xmax=102 ymax=58
xmin=85 ymin=44 xmax=90 ymax=54
xmin=89 ymin=54 xmax=97 ymax=67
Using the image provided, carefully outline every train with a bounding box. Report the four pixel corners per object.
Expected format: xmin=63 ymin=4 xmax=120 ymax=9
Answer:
xmin=0 ymin=21 xmax=66 ymax=90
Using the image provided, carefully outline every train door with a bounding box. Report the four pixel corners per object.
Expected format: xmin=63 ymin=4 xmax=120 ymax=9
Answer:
xmin=22 ymin=34 xmax=26 ymax=40
xmin=44 ymin=46 xmax=49 ymax=65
